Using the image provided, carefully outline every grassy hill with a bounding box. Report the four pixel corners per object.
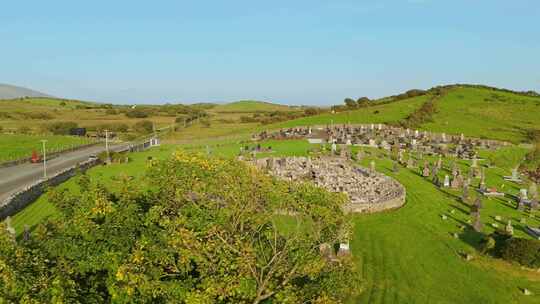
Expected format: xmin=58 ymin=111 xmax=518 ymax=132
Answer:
xmin=0 ymin=84 xmax=52 ymax=99
xmin=423 ymin=86 xmax=540 ymax=143
xmin=0 ymin=97 xmax=176 ymax=133
xmin=210 ymin=100 xmax=297 ymax=113
xmin=270 ymin=86 xmax=540 ymax=144
xmin=272 ymin=95 xmax=430 ymax=128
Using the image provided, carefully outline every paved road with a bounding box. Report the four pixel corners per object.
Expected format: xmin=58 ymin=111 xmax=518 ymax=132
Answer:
xmin=0 ymin=144 xmax=127 ymax=202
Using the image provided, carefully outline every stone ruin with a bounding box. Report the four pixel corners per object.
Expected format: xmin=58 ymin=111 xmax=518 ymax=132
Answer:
xmin=252 ymin=156 xmax=406 ymax=213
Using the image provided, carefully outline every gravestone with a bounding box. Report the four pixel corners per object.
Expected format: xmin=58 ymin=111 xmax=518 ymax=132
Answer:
xmin=462 ymin=181 xmax=470 ymax=202
xmin=319 ymin=243 xmax=335 ymax=260
xmin=23 ymin=225 xmax=30 ymax=241
xmin=451 ymin=172 xmax=463 ymax=189
xmin=392 ymin=162 xmax=399 ymax=173
xmin=422 ymin=162 xmax=430 ymax=177
xmin=356 ymin=150 xmax=364 ymax=161
xmin=479 ymin=168 xmax=487 ymax=192
xmin=337 ymin=242 xmax=351 ymax=257
xmin=505 ymin=220 xmax=514 ymax=235
xmin=407 ymin=157 xmax=414 ymax=169
xmin=370 ymin=160 xmax=376 ymax=173
xmin=472 ymin=212 xmax=483 ymax=232
xmin=471 ymin=156 xmax=478 ymax=168
xmin=443 ymin=175 xmax=450 ymax=187
xmin=4 ymin=216 xmax=15 ymax=236
xmin=474 ymin=197 xmax=483 ymax=210
xmin=520 ymin=189 xmax=528 ymax=201
xmin=529 ymin=183 xmax=538 ymax=201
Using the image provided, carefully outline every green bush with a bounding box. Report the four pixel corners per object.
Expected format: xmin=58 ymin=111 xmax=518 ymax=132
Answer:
xmin=133 ymin=120 xmax=154 ymax=134
xmin=125 ymin=109 xmax=150 ymax=118
xmin=499 ymin=238 xmax=540 ymax=268
xmin=46 ymin=121 xmax=78 ymax=135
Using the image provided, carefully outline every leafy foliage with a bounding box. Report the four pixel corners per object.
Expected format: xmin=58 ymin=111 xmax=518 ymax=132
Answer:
xmin=0 ymin=152 xmax=359 ymax=303
xmin=499 ymin=238 xmax=540 ymax=268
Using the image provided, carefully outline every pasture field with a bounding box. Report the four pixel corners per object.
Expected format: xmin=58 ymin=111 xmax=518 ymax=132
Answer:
xmin=0 ymin=97 xmax=177 ymax=133
xmin=10 ymin=138 xmax=540 ymax=303
xmin=0 ymin=134 xmax=96 ymax=161
xmin=209 ymin=100 xmax=298 ymax=113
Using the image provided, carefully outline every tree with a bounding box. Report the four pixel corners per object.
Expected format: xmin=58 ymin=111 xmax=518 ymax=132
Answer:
xmin=356 ymin=97 xmax=370 ymax=107
xmin=343 ymin=98 xmax=357 ymax=109
xmin=0 ymin=152 xmax=360 ymax=303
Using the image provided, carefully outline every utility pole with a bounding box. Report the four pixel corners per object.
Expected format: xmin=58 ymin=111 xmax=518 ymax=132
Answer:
xmin=104 ymin=129 xmax=110 ymax=164
xmin=40 ymin=140 xmax=47 ymax=178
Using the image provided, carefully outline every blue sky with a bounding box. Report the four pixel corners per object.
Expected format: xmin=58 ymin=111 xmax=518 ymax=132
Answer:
xmin=1 ymin=0 xmax=539 ymax=105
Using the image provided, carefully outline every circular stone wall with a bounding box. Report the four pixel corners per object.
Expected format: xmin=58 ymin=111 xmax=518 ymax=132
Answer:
xmin=252 ymin=156 xmax=406 ymax=213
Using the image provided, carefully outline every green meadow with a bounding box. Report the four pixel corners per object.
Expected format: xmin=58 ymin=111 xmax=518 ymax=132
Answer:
xmin=0 ymin=134 xmax=96 ymax=161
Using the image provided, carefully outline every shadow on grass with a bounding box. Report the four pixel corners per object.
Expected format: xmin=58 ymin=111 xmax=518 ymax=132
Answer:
xmin=459 ymin=227 xmax=485 ymax=250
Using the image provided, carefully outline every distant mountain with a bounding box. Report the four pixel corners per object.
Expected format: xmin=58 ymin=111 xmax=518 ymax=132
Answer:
xmin=0 ymin=83 xmax=52 ymax=100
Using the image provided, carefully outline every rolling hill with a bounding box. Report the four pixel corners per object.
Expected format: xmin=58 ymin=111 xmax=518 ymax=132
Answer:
xmin=272 ymin=85 xmax=540 ymax=143
xmin=210 ymin=100 xmax=297 ymax=113
xmin=0 ymin=83 xmax=52 ymax=99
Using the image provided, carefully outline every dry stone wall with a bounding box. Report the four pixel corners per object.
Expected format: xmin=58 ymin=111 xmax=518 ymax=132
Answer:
xmin=0 ymin=159 xmax=99 ymax=219
xmin=253 ymin=156 xmax=406 ymax=213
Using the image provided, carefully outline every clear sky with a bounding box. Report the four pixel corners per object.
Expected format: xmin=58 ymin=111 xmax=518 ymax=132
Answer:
xmin=1 ymin=0 xmax=539 ymax=105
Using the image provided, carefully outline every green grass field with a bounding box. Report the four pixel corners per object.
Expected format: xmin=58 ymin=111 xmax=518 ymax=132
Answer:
xmin=209 ymin=100 xmax=297 ymax=113
xmin=0 ymin=134 xmax=96 ymax=161
xmin=351 ymin=156 xmax=540 ymax=304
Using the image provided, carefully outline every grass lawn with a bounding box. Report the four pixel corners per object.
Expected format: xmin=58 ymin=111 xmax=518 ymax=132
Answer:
xmin=351 ymin=154 xmax=540 ymax=303
xmin=209 ymin=100 xmax=296 ymax=113
xmin=0 ymin=134 xmax=97 ymax=161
